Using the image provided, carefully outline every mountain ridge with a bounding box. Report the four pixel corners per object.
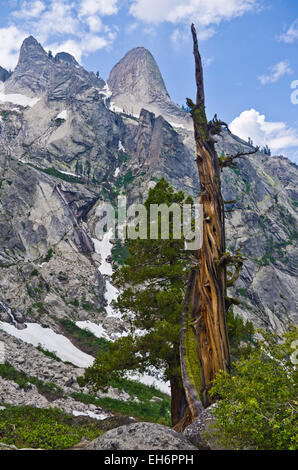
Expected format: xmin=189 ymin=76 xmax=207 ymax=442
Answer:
xmin=0 ymin=35 xmax=296 ymax=419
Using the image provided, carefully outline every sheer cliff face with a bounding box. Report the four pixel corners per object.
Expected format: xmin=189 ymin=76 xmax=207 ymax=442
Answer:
xmin=109 ymin=47 xmax=170 ymax=104
xmin=0 ymin=36 xmax=297 ymax=335
xmin=0 ymin=66 xmax=11 ymax=82
xmin=108 ymin=47 xmax=193 ymax=129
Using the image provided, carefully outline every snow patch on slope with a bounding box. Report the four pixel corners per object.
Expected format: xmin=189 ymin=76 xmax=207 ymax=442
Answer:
xmin=92 ymin=228 xmax=122 ymax=318
xmin=0 ymin=82 xmax=39 ymax=107
xmin=0 ymin=322 xmax=94 ymax=368
xmin=92 ymin=229 xmax=113 ymax=276
xmin=75 ymin=320 xmax=122 ymax=341
xmin=73 ymin=410 xmax=110 ymax=420
xmin=118 ymin=140 xmax=125 ymax=152
xmin=56 ymin=110 xmax=67 ymax=120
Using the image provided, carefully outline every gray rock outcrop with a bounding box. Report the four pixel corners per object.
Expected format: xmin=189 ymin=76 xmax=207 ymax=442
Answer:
xmin=183 ymin=404 xmax=222 ymax=450
xmin=108 ymin=47 xmax=192 ymax=129
xmin=85 ymin=422 xmax=199 ymax=450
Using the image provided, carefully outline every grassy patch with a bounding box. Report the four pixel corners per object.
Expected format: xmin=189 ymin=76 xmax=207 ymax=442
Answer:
xmin=115 ymin=169 xmax=135 ymax=189
xmin=72 ymin=390 xmax=171 ymax=426
xmin=59 ymin=319 xmax=110 ymax=356
xmin=28 ymin=164 xmax=84 ymax=184
xmin=0 ymin=363 xmax=65 ymax=401
xmin=109 ymin=377 xmax=168 ymax=402
xmin=82 ymin=301 xmax=94 ymax=311
xmin=118 ymin=152 xmax=132 ymax=166
xmin=0 ymin=405 xmax=103 ymax=450
xmin=36 ymin=345 xmax=62 ymax=362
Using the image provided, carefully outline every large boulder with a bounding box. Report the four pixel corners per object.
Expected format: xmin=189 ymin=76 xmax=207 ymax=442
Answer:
xmin=85 ymin=422 xmax=199 ymax=450
xmin=183 ymin=404 xmax=223 ymax=450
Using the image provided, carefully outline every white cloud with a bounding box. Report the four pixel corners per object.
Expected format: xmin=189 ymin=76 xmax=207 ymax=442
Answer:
xmin=279 ymin=19 xmax=298 ymax=43
xmin=130 ymin=0 xmax=258 ymax=41
xmin=129 ymin=0 xmax=258 ymax=26
xmin=47 ymin=34 xmax=110 ymax=63
xmin=85 ymin=15 xmax=103 ymax=33
xmin=0 ymin=0 xmax=119 ymax=67
xmin=0 ymin=26 xmax=27 ymax=70
xmin=79 ymin=0 xmax=119 ymax=17
xmin=13 ymin=0 xmax=46 ymax=18
xmin=34 ymin=1 xmax=79 ymax=39
xmin=230 ymin=109 xmax=298 ymax=155
xmin=259 ymin=60 xmax=292 ymax=85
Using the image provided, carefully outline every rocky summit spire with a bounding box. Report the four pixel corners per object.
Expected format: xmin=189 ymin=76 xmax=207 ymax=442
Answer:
xmin=108 ymin=47 xmax=170 ymax=102
xmin=4 ymin=36 xmax=53 ymax=96
xmin=18 ymin=36 xmax=47 ymax=62
xmin=108 ymin=47 xmax=192 ymax=129
xmin=3 ymin=36 xmax=105 ymax=99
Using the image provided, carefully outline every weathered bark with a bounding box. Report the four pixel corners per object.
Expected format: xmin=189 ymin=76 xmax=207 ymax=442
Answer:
xmin=180 ymin=24 xmax=231 ymax=414
xmin=170 ymin=375 xmax=188 ymax=427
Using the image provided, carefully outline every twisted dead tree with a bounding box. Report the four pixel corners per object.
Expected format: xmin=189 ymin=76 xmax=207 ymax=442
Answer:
xmin=177 ymin=24 xmax=257 ymax=428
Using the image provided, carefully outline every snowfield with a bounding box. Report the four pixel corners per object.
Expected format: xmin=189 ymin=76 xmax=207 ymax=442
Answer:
xmin=92 ymin=229 xmax=113 ymax=276
xmin=0 ymin=83 xmax=39 ymax=107
xmin=0 ymin=322 xmax=94 ymax=368
xmin=75 ymin=320 xmax=122 ymax=341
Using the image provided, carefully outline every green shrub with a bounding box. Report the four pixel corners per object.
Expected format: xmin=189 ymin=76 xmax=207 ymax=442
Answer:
xmin=209 ymin=329 xmax=298 ymax=450
xmin=82 ymin=301 xmax=93 ymax=311
xmin=0 ymin=405 xmax=102 ymax=449
xmin=0 ymin=363 xmax=65 ymax=401
xmin=44 ymin=248 xmax=53 ymax=262
xmin=0 ymin=363 xmax=29 ymax=389
xmin=28 ymin=164 xmax=83 ymax=184
xmin=70 ymin=298 xmax=79 ymax=307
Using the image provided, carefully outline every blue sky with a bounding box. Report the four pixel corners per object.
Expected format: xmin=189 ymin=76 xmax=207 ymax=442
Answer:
xmin=0 ymin=0 xmax=297 ymax=162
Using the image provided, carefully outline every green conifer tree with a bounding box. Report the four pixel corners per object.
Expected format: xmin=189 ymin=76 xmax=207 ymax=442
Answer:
xmin=79 ymin=179 xmax=194 ymax=426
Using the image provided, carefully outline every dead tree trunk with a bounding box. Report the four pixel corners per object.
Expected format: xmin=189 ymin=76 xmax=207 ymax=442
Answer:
xmin=188 ymin=23 xmax=231 ymax=410
xmin=179 ymin=24 xmax=231 ymax=417
xmin=179 ymin=25 xmax=258 ymax=421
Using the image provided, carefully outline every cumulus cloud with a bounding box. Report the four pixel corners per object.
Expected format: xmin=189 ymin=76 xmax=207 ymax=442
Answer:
xmin=129 ymin=0 xmax=259 ymax=43
xmin=13 ymin=0 xmax=46 ymax=19
xmin=259 ymin=60 xmax=293 ymax=85
xmin=34 ymin=1 xmax=79 ymax=39
xmin=0 ymin=26 xmax=28 ymax=70
xmin=279 ymin=19 xmax=298 ymax=43
xmin=129 ymin=0 xmax=258 ymax=40
xmin=79 ymin=0 xmax=119 ymax=17
xmin=230 ymin=109 xmax=298 ymax=155
xmin=47 ymin=35 xmax=110 ymax=63
xmin=85 ymin=16 xmax=103 ymax=33
xmin=0 ymin=0 xmax=119 ymax=68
